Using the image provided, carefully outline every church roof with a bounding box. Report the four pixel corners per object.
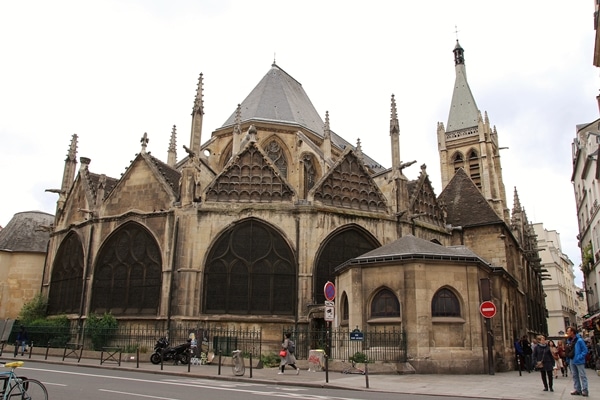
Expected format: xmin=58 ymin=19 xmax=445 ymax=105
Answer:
xmin=0 ymin=211 xmax=54 ymax=253
xmin=438 ymin=168 xmax=503 ymax=226
xmin=446 ymin=40 xmax=479 ymax=132
xmin=222 ymin=63 xmax=324 ymax=136
xmin=220 ymin=63 xmax=387 ymax=173
xmin=336 ymin=234 xmax=486 ymax=272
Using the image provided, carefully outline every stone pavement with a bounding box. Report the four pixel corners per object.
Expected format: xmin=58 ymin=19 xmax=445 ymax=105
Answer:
xmin=4 ymin=351 xmax=600 ymax=399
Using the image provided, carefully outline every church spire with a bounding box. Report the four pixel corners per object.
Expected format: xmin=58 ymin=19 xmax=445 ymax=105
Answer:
xmin=390 ymin=94 xmax=401 ymax=174
xmin=446 ymin=40 xmax=478 ymax=132
xmin=167 ymin=125 xmax=177 ymax=166
xmin=322 ymin=111 xmax=332 ymax=160
xmin=190 ymin=73 xmax=204 ymax=156
xmin=232 ymin=104 xmax=242 ymax=155
xmin=61 ymin=134 xmax=78 ymax=195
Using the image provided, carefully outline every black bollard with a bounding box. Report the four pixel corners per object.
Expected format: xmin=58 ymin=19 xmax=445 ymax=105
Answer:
xmin=249 ymin=353 xmax=253 ymax=378
xmin=187 ymin=347 xmax=191 ymax=373
xmin=137 ymin=347 xmax=140 ymax=368
xmin=218 ymin=350 xmax=222 ymax=375
xmin=325 ymin=354 xmax=329 ymax=383
xmin=364 ymin=361 xmax=369 ymax=388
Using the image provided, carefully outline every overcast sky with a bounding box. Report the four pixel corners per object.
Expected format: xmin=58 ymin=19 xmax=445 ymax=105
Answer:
xmin=0 ymin=1 xmax=596 ymax=284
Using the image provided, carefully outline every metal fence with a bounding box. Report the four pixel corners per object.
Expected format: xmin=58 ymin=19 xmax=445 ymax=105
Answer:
xmin=284 ymin=326 xmax=407 ymax=362
xmin=5 ymin=322 xmax=404 ymax=362
xmin=6 ymin=323 xmax=262 ymax=357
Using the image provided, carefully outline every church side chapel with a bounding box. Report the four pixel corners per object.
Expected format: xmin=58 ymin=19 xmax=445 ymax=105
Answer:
xmin=42 ymin=41 xmax=546 ymax=374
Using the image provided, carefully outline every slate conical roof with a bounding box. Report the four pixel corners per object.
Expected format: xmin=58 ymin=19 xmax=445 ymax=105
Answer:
xmin=222 ymin=63 xmax=324 ymax=135
xmin=0 ymin=211 xmax=54 ymax=252
xmin=446 ymin=40 xmax=479 ymax=132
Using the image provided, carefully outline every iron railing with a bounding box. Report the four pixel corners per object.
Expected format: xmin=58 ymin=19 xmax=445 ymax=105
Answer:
xmin=283 ymin=326 xmax=407 ymax=362
xmin=7 ymin=323 xmax=262 ymax=357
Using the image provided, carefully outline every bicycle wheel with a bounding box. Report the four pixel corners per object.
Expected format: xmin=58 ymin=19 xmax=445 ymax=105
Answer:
xmin=7 ymin=378 xmax=48 ymax=400
xmin=232 ymin=357 xmax=245 ymax=376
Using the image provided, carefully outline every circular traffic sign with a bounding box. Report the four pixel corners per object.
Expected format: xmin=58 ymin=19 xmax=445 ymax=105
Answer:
xmin=479 ymin=301 xmax=497 ymax=318
xmin=324 ymin=281 xmax=336 ymax=301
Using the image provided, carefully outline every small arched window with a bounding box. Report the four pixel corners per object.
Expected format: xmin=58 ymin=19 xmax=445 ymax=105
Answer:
xmin=431 ymin=288 xmax=460 ymax=317
xmin=452 ymin=152 xmax=464 ymax=173
xmin=341 ymin=293 xmax=349 ymax=322
xmin=371 ymin=289 xmax=400 ymax=318
xmin=266 ymin=140 xmax=288 ymax=178
xmin=468 ymin=150 xmax=481 ymax=188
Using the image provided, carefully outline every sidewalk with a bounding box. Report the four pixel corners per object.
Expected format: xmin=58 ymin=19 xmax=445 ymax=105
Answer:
xmin=4 ymin=351 xmax=600 ymax=399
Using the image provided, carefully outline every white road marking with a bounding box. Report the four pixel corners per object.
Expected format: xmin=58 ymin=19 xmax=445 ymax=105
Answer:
xmin=99 ymin=389 xmax=179 ymax=400
xmin=22 ymin=367 xmax=364 ymax=400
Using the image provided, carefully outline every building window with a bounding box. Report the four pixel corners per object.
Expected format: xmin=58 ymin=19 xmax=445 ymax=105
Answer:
xmin=314 ymin=226 xmax=379 ymax=304
xmin=341 ymin=293 xmax=349 ymax=322
xmin=452 ymin=152 xmax=464 ymax=173
xmin=371 ymin=289 xmax=400 ymax=318
xmin=203 ymin=218 xmax=296 ymax=315
xmin=90 ymin=222 xmax=162 ymax=315
xmin=265 ymin=140 xmax=288 ymax=178
xmin=432 ymin=288 xmax=460 ymax=317
xmin=47 ymin=232 xmax=84 ymax=315
xmin=468 ymin=150 xmax=481 ymax=188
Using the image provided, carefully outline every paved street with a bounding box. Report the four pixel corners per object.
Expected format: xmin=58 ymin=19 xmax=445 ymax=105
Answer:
xmin=2 ymin=351 xmax=600 ymax=399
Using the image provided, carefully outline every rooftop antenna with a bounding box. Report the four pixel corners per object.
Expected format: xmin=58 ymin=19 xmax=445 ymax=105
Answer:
xmin=273 ymin=52 xmax=276 ymax=65
xmin=454 ymin=25 xmax=459 ymax=40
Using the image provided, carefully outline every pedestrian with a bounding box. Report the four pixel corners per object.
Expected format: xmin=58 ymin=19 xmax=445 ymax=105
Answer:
xmin=521 ymin=335 xmax=533 ymax=372
xmin=514 ymin=337 xmax=526 ymax=372
xmin=15 ymin=326 xmax=28 ymax=357
xmin=566 ymin=326 xmax=589 ymax=396
xmin=548 ymin=340 xmax=562 ymax=379
xmin=557 ymin=339 xmax=568 ymax=377
xmin=533 ymin=335 xmax=555 ymax=392
xmin=278 ymin=332 xmax=299 ymax=375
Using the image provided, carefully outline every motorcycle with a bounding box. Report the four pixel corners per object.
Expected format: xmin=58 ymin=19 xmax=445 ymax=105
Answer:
xmin=150 ymin=337 xmax=191 ymax=365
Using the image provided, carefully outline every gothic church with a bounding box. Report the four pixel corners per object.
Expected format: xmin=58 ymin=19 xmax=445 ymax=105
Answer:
xmin=42 ymin=41 xmax=546 ymax=373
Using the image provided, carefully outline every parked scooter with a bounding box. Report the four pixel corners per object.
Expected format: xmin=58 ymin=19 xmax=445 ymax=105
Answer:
xmin=150 ymin=337 xmax=191 ymax=365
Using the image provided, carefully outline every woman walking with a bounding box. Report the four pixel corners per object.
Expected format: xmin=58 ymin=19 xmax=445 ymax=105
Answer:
xmin=533 ymin=335 xmax=555 ymax=392
xmin=278 ymin=332 xmax=299 ymax=375
xmin=549 ymin=340 xmax=563 ymax=379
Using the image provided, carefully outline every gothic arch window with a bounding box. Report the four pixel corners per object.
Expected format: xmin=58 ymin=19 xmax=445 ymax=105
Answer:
xmin=431 ymin=287 xmax=461 ymax=317
xmin=371 ymin=288 xmax=400 ymax=318
xmin=203 ymin=218 xmax=296 ymax=315
xmin=265 ymin=139 xmax=288 ymax=178
xmin=302 ymin=154 xmax=317 ymax=198
xmin=90 ymin=222 xmax=162 ymax=315
xmin=452 ymin=152 xmax=464 ymax=173
xmin=341 ymin=292 xmax=349 ymax=323
xmin=468 ymin=149 xmax=481 ymax=188
xmin=47 ymin=232 xmax=84 ymax=315
xmin=314 ymin=226 xmax=379 ymax=304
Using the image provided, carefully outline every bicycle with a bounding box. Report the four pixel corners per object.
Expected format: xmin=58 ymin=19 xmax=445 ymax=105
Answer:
xmin=341 ymin=359 xmax=365 ymax=375
xmin=0 ymin=361 xmax=48 ymax=399
xmin=231 ymin=349 xmax=245 ymax=376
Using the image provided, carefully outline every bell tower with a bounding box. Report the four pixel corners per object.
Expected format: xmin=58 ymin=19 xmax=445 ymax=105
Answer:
xmin=437 ymin=41 xmax=509 ymax=222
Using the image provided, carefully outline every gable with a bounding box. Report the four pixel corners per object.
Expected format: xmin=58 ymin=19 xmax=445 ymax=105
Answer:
xmin=312 ymin=151 xmax=388 ymax=213
xmin=408 ymin=165 xmax=446 ymax=228
xmin=204 ymin=142 xmax=295 ymax=203
xmin=56 ymin=174 xmax=93 ymax=226
xmin=438 ymin=168 xmax=502 ymax=226
xmin=104 ymin=155 xmax=177 ymax=214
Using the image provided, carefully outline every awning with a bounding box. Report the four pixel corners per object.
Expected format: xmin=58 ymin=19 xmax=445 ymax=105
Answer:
xmin=583 ymin=312 xmax=600 ymax=330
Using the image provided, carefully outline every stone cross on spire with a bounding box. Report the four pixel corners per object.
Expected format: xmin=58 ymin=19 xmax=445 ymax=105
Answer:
xmin=141 ymin=132 xmax=149 ymax=153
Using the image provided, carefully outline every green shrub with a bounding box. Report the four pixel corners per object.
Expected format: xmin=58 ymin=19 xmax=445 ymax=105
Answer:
xmin=350 ymin=351 xmax=368 ymax=363
xmin=85 ymin=313 xmax=118 ymax=350
xmin=18 ymin=294 xmax=47 ymax=323
xmin=21 ymin=316 xmax=71 ymax=348
xmin=260 ymin=352 xmax=281 ymax=368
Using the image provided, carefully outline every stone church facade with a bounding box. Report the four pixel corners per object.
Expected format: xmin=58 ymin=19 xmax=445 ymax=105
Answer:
xmin=41 ymin=41 xmax=546 ymax=373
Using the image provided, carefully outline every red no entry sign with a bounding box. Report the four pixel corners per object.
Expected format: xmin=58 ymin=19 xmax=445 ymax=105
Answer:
xmin=479 ymin=301 xmax=497 ymax=318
